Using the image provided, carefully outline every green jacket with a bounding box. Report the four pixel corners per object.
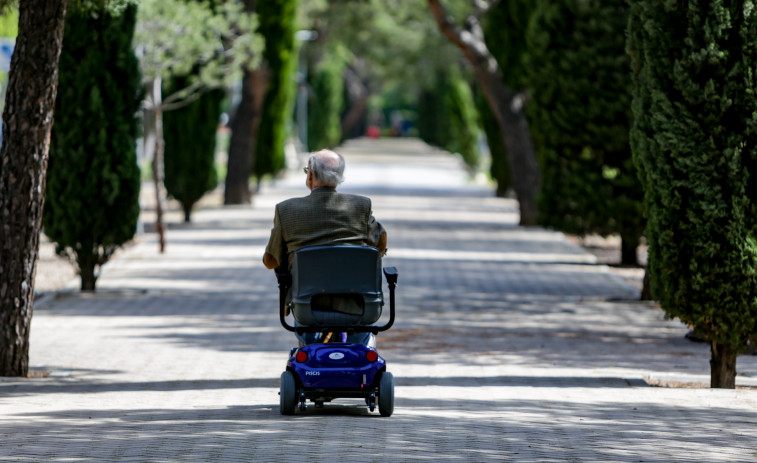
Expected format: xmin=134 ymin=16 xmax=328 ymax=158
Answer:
xmin=264 ymin=187 xmax=385 ymax=271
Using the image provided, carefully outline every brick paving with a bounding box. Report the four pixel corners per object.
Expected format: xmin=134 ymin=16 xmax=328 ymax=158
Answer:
xmin=2 ymin=138 xmax=756 ymax=462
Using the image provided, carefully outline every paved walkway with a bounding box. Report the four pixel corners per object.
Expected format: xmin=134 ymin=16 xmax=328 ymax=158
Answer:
xmin=2 ymin=138 xmax=756 ymax=462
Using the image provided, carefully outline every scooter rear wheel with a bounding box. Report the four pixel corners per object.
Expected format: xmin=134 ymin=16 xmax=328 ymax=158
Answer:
xmin=378 ymin=371 xmax=394 ymax=417
xmin=280 ymin=370 xmax=297 ymax=415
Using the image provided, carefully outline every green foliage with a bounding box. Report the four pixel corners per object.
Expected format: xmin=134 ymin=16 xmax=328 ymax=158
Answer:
xmin=45 ymin=3 xmax=143 ymax=289
xmin=69 ymin=0 xmax=135 ymax=14
xmin=417 ymin=89 xmax=442 ymax=147
xmin=135 ymin=0 xmax=262 ymax=99
xmin=0 ymin=0 xmax=13 ymax=15
xmin=527 ymin=0 xmax=644 ymax=260
xmin=305 ymin=0 xmax=455 ymax=95
xmin=0 ymin=4 xmax=17 ymax=36
xmin=471 ymin=1 xmax=535 ymax=194
xmin=303 ymin=0 xmax=461 ymax=139
xmin=307 ymin=49 xmax=345 ymax=151
xmin=0 ymin=5 xmax=18 ymax=114
xmin=417 ymin=68 xmax=480 ymax=170
xmin=628 ymin=0 xmax=757 ymax=350
xmin=159 ymin=0 xmax=226 ymax=221
xmin=373 ymin=84 xmax=417 ymax=134
xmin=444 ymin=74 xmax=480 ymax=170
xmin=483 ymin=0 xmax=533 ymax=93
xmin=163 ymin=78 xmax=223 ymax=222
xmin=254 ymin=0 xmax=298 ymax=178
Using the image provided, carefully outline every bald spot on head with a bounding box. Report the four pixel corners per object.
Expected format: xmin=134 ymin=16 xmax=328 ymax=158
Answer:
xmin=309 ymin=149 xmax=345 ymax=187
xmin=316 ymin=150 xmax=341 ymax=169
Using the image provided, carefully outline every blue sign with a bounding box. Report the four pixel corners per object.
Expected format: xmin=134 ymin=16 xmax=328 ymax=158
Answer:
xmin=0 ymin=38 xmax=15 ymax=71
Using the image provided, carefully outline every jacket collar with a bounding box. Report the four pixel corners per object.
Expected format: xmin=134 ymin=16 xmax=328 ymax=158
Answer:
xmin=310 ymin=186 xmax=337 ymax=196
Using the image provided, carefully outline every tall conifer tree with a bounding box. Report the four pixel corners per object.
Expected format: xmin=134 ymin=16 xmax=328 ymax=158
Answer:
xmin=253 ymin=0 xmax=298 ymax=179
xmin=527 ymin=0 xmax=644 ymax=265
xmin=162 ymin=0 xmax=224 ymax=222
xmin=163 ymin=80 xmax=223 ymax=222
xmin=417 ymin=68 xmax=480 ymax=170
xmin=628 ymin=0 xmax=757 ymax=387
xmin=307 ymin=52 xmax=345 ymax=151
xmin=44 ymin=2 xmax=142 ymax=290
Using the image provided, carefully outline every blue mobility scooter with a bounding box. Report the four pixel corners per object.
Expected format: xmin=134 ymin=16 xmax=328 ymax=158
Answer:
xmin=276 ymin=245 xmax=398 ymax=416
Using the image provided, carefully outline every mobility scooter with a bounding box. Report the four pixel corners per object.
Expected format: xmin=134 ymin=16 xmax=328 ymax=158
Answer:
xmin=276 ymin=245 xmax=397 ymax=416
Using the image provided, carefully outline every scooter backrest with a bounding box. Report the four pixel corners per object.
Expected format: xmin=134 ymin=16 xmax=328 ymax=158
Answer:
xmin=291 ymin=245 xmax=382 ymax=304
xmin=291 ymin=245 xmax=383 ymax=326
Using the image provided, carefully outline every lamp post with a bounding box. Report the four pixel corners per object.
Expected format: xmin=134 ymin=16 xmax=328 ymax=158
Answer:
xmin=295 ymin=30 xmax=317 ymax=153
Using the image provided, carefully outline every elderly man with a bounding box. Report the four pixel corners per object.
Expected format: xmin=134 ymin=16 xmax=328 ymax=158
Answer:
xmin=263 ymin=149 xmax=387 ymax=345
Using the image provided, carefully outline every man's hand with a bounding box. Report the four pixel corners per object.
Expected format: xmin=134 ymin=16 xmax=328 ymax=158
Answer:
xmin=263 ymin=252 xmax=279 ymax=269
xmin=378 ymin=231 xmax=388 ymax=256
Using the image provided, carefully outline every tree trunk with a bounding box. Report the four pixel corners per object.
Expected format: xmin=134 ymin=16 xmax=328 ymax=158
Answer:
xmin=620 ymin=232 xmax=640 ymax=266
xmin=225 ymin=71 xmax=255 ymax=204
xmin=341 ymin=95 xmax=367 ymax=139
xmin=79 ymin=253 xmax=97 ymax=292
xmin=640 ymin=268 xmax=652 ymax=300
xmin=710 ymin=343 xmax=737 ymax=389
xmin=427 ymin=0 xmax=540 ymax=226
xmin=482 ymin=77 xmax=540 ymax=225
xmin=0 ymin=0 xmax=68 ymax=377
xmin=147 ymin=78 xmax=167 ymax=253
xmin=224 ymin=0 xmax=266 ymax=205
xmin=225 ymin=66 xmax=269 ymax=205
xmin=341 ymin=66 xmax=368 ymax=139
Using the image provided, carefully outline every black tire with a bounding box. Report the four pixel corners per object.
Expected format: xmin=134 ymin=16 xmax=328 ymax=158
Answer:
xmin=378 ymin=371 xmax=394 ymax=417
xmin=280 ymin=370 xmax=297 ymax=415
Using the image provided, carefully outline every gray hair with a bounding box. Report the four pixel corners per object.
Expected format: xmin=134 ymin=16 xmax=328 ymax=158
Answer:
xmin=309 ymin=150 xmax=345 ymax=186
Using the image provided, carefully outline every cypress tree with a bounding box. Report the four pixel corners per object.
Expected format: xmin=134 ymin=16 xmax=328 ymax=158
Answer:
xmin=527 ymin=0 xmax=644 ymax=265
xmin=160 ymin=0 xmax=224 ymax=223
xmin=628 ymin=0 xmax=757 ymax=388
xmin=163 ymin=79 xmax=223 ymax=222
xmin=417 ymin=69 xmax=480 ymax=170
xmin=443 ymin=73 xmax=480 ymax=170
xmin=417 ymin=87 xmax=443 ymax=148
xmin=307 ymin=51 xmax=345 ymax=151
xmin=44 ymin=3 xmax=142 ymax=291
xmin=253 ymin=0 xmax=298 ymax=179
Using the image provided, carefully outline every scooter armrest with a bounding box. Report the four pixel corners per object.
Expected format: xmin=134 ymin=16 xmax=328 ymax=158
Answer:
xmin=382 ymin=267 xmax=398 ymax=286
xmin=275 ymin=268 xmax=291 ymax=287
xmin=275 ymin=269 xmax=295 ymax=332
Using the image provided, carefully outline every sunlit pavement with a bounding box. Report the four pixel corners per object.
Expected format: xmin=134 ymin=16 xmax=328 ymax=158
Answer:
xmin=2 ymin=138 xmax=756 ymax=462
